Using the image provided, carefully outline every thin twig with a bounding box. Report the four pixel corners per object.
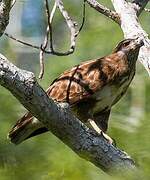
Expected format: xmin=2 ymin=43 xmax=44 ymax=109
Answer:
xmin=40 ymin=0 xmax=78 ymax=56
xmin=76 ymin=0 xmax=86 ymax=36
xmin=55 ymin=0 xmax=77 ymax=53
xmin=39 ymin=1 xmax=57 ymax=79
xmin=5 ymin=0 xmax=80 ymax=56
xmin=4 ymin=0 xmax=81 ymax=56
xmin=45 ymin=0 xmax=53 ymax=52
xmin=5 ymin=31 xmax=76 ymax=56
xmin=50 ymin=2 xmax=57 ymax=23
xmin=132 ymin=0 xmax=149 ymax=15
xmin=144 ymin=8 xmax=150 ymax=12
xmin=39 ymin=50 xmax=45 ymax=79
xmin=39 ymin=24 xmax=49 ymax=79
xmin=4 ymin=32 xmax=40 ymax=50
xmin=11 ymin=0 xmax=16 ymax=9
xmin=38 ymin=1 xmax=56 ymax=79
xmin=86 ymin=0 xmax=120 ymax=24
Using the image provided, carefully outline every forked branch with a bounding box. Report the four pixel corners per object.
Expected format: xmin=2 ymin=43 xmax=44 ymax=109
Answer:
xmin=5 ymin=0 xmax=87 ymax=78
xmin=111 ymin=0 xmax=150 ymax=75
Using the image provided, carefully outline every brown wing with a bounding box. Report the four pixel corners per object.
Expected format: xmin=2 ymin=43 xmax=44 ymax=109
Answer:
xmin=46 ymin=59 xmax=107 ymax=105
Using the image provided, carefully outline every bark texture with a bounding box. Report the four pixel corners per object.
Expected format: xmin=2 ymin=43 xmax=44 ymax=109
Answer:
xmin=0 ymin=0 xmax=12 ymax=36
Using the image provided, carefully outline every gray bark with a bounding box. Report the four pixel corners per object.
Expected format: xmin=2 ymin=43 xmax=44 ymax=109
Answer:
xmin=0 ymin=0 xmax=12 ymax=36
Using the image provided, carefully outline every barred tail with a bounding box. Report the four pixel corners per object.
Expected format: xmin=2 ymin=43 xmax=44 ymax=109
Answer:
xmin=8 ymin=113 xmax=48 ymax=145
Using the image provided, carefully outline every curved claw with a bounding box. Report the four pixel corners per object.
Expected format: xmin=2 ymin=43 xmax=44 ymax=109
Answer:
xmin=101 ymin=131 xmax=114 ymax=145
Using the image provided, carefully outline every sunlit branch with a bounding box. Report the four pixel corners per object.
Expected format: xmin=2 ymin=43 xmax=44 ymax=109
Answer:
xmin=132 ymin=0 xmax=149 ymax=15
xmin=11 ymin=0 xmax=16 ymax=8
xmin=111 ymin=0 xmax=150 ymax=75
xmin=76 ymin=0 xmax=86 ymax=36
xmin=144 ymin=8 xmax=150 ymax=12
xmin=55 ymin=0 xmax=77 ymax=54
xmin=39 ymin=1 xmax=57 ymax=79
xmin=86 ymin=0 xmax=120 ymax=24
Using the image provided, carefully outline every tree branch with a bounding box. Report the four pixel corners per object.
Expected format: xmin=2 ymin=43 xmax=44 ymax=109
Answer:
xmin=54 ymin=0 xmax=77 ymax=54
xmin=5 ymin=0 xmax=79 ymax=57
xmin=86 ymin=0 xmax=150 ymax=75
xmin=86 ymin=0 xmax=120 ymax=24
xmin=0 ymin=54 xmax=136 ymax=173
xmin=132 ymin=0 xmax=149 ymax=15
xmin=144 ymin=8 xmax=150 ymax=12
xmin=0 ymin=0 xmax=13 ymax=36
xmin=40 ymin=0 xmax=79 ymax=56
xmin=111 ymin=0 xmax=150 ymax=75
xmin=39 ymin=0 xmax=57 ymax=79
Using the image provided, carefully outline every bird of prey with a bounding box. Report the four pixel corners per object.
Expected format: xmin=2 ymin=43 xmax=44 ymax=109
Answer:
xmin=8 ymin=38 xmax=143 ymax=145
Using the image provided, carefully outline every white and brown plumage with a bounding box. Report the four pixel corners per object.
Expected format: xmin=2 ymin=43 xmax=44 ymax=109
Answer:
xmin=8 ymin=38 xmax=143 ymax=144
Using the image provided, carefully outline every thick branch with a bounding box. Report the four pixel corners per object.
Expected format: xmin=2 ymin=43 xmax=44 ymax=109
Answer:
xmin=111 ymin=0 xmax=150 ymax=75
xmin=0 ymin=54 xmax=136 ymax=173
xmin=0 ymin=0 xmax=12 ymax=36
xmin=86 ymin=0 xmax=120 ymax=24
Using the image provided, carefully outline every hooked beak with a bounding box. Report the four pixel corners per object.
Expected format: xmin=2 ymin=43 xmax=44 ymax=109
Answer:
xmin=133 ymin=38 xmax=144 ymax=48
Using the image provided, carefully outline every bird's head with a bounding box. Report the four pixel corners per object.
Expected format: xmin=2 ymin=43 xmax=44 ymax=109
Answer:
xmin=113 ymin=38 xmax=144 ymax=58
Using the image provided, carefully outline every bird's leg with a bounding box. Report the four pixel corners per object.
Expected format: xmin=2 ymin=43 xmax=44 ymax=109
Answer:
xmin=88 ymin=119 xmax=113 ymax=144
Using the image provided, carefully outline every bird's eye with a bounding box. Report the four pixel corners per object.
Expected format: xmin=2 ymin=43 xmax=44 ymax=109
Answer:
xmin=123 ymin=41 xmax=130 ymax=47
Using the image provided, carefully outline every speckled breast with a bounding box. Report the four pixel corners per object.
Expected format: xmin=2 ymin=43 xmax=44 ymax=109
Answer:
xmin=92 ymin=70 xmax=135 ymax=114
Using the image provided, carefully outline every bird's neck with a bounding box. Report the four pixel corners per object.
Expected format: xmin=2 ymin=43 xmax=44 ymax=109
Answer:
xmin=127 ymin=49 xmax=140 ymax=69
